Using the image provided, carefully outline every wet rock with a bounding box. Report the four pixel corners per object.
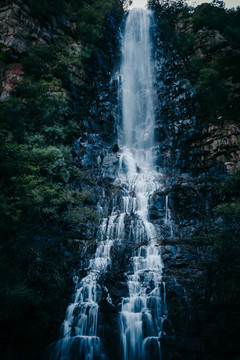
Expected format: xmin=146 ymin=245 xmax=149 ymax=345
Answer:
xmin=154 ymin=30 xmax=240 ymax=176
xmin=108 ymin=281 xmax=129 ymax=305
xmin=99 ymin=310 xmax=121 ymax=360
xmin=112 ymin=143 xmax=119 ymax=153
xmin=101 ymin=152 xmax=119 ymax=180
xmin=162 ymin=318 xmax=174 ymax=336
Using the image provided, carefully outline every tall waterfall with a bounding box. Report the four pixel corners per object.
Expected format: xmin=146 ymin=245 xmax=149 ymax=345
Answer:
xmin=45 ymin=8 xmax=167 ymax=360
xmin=120 ymin=9 xmax=155 ymax=170
xmin=118 ymin=8 xmax=167 ymax=360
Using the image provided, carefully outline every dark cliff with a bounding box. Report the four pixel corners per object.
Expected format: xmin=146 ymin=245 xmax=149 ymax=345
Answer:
xmin=150 ymin=1 xmax=240 ymax=358
xmin=0 ymin=0 xmax=240 ymax=359
xmin=0 ymin=0 xmax=122 ymax=358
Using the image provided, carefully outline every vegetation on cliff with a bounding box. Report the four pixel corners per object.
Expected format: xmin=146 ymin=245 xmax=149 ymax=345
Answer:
xmin=0 ymin=0 xmax=125 ymax=358
xmin=206 ymin=172 xmax=240 ymax=310
xmin=149 ymin=0 xmax=240 ymax=124
xmin=148 ymin=1 xmax=240 ymax=354
xmin=149 ymin=0 xmax=240 ymax=257
xmin=0 ymin=0 xmax=239 ymax=359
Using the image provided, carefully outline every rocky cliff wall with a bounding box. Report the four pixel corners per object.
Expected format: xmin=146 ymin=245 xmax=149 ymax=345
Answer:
xmin=0 ymin=0 xmax=74 ymax=101
xmin=0 ymin=1 xmax=121 ymax=359
xmin=154 ymin=31 xmax=240 ymax=177
xmin=0 ymin=2 xmax=240 ymax=360
xmin=151 ymin=21 xmax=240 ymax=359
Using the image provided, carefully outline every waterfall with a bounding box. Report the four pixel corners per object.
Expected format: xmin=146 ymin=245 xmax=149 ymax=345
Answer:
xmin=120 ymin=9 xmax=155 ymax=171
xmin=118 ymin=9 xmax=167 ymax=360
xmin=45 ymin=7 xmax=168 ymax=360
xmin=44 ymin=212 xmax=119 ymax=360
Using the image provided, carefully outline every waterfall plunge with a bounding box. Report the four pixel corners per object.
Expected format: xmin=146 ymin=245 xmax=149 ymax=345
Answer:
xmin=118 ymin=9 xmax=167 ymax=360
xmin=45 ymin=8 xmax=168 ymax=360
xmin=120 ymin=8 xmax=155 ymax=171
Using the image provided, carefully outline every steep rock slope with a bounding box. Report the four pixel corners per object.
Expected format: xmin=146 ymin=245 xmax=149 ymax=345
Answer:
xmin=150 ymin=2 xmax=240 ymax=358
xmin=0 ymin=0 xmax=123 ymax=359
xmin=0 ymin=1 xmax=240 ymax=360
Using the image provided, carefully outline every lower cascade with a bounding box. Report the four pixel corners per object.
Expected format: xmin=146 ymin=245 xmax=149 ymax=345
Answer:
xmin=45 ymin=8 xmax=169 ymax=360
xmin=118 ymin=164 xmax=167 ymax=360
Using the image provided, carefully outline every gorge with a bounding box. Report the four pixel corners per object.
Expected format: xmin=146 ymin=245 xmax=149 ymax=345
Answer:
xmin=0 ymin=0 xmax=240 ymax=360
xmin=46 ymin=8 xmax=167 ymax=360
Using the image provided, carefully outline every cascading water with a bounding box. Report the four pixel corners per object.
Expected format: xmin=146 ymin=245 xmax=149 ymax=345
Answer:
xmin=45 ymin=212 xmax=120 ymax=360
xmin=120 ymin=9 xmax=155 ymax=167
xmin=118 ymin=8 xmax=167 ymax=360
xmin=45 ymin=7 xmax=168 ymax=360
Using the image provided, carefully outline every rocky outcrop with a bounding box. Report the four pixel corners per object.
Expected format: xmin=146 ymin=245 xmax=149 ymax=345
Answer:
xmin=183 ymin=122 xmax=240 ymax=174
xmin=0 ymin=1 xmax=72 ymax=58
xmin=1 ymin=2 xmax=239 ymax=360
xmin=0 ymin=0 xmax=75 ymax=101
xmin=160 ymin=234 xmax=240 ymax=360
xmin=195 ymin=28 xmax=229 ymax=58
xmin=154 ymin=34 xmax=240 ymax=177
xmin=148 ymin=173 xmax=240 ymax=360
xmin=156 ymin=116 xmax=240 ymax=176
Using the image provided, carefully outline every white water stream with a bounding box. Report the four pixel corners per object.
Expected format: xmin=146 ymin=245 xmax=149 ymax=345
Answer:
xmin=46 ymin=7 xmax=168 ymax=360
xmin=118 ymin=9 xmax=167 ymax=360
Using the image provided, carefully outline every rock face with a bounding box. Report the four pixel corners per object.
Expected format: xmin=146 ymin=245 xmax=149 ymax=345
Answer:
xmin=151 ymin=29 xmax=240 ymax=359
xmin=157 ymin=117 xmax=240 ymax=176
xmin=0 ymin=1 xmax=72 ymax=58
xmin=159 ymin=206 xmax=240 ymax=359
xmin=1 ymin=2 xmax=240 ymax=360
xmin=0 ymin=0 xmax=75 ymax=101
xmin=195 ymin=28 xmax=228 ymax=58
xmin=153 ymin=29 xmax=240 ymax=177
xmin=160 ymin=179 xmax=236 ymax=355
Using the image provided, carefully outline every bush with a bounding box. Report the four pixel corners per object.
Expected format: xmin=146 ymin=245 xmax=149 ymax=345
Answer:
xmin=195 ymin=67 xmax=230 ymax=121
xmin=0 ymin=40 xmax=101 ymax=359
xmin=192 ymin=3 xmax=228 ymax=32
xmin=31 ymin=0 xmax=67 ymax=21
xmin=75 ymin=0 xmax=123 ymax=46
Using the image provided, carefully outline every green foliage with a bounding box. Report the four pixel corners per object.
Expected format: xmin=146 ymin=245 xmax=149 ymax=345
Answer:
xmin=0 ymin=44 xmax=8 ymax=63
xmin=192 ymin=173 xmax=240 ymax=260
xmin=207 ymin=230 xmax=240 ymax=309
xmin=211 ymin=171 xmax=240 ymax=197
xmin=216 ymin=201 xmax=240 ymax=221
xmin=21 ymin=44 xmax=75 ymax=90
xmin=149 ymin=0 xmax=189 ymax=42
xmin=191 ymin=2 xmax=240 ymax=47
xmin=151 ymin=0 xmax=240 ymax=125
xmin=211 ymin=172 xmax=240 ymax=236
xmin=175 ymin=31 xmax=196 ymax=57
xmin=0 ymin=40 xmax=103 ymax=358
xmin=191 ymin=173 xmax=240 ymax=310
xmin=0 ymin=0 xmax=123 ymax=355
xmin=195 ymin=67 xmax=230 ymax=120
xmin=0 ymin=50 xmax=7 ymax=63
xmin=75 ymin=0 xmax=123 ymax=47
xmin=0 ymin=0 xmax=125 ymax=356
xmin=31 ymin=0 xmax=67 ymax=21
xmin=192 ymin=3 xmax=227 ymax=32
xmin=183 ymin=56 xmax=204 ymax=82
